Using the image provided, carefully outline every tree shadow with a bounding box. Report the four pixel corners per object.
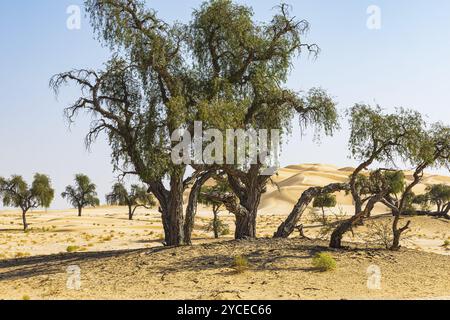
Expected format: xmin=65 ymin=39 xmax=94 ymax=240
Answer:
xmin=170 ymin=243 xmax=326 ymax=275
xmin=0 ymin=248 xmax=153 ymax=282
xmin=0 ymin=229 xmax=25 ymax=233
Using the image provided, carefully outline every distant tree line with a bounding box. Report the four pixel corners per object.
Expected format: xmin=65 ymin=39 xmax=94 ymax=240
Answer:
xmin=0 ymin=173 xmax=156 ymax=230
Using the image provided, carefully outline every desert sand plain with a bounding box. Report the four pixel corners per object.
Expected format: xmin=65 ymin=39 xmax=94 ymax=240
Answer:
xmin=0 ymin=164 xmax=449 ymax=300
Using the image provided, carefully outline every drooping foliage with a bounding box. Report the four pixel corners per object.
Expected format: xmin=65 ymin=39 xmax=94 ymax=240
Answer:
xmin=425 ymin=184 xmax=450 ymax=214
xmin=0 ymin=174 xmax=54 ymax=230
xmin=106 ymin=183 xmax=156 ymax=219
xmin=51 ymin=0 xmax=339 ymax=244
xmin=328 ymin=105 xmax=426 ymax=249
xmin=62 ymin=174 xmax=100 ymax=216
xmin=198 ymin=178 xmax=232 ymax=238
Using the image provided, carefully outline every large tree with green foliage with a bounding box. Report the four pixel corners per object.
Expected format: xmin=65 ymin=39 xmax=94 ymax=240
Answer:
xmin=106 ymin=183 xmax=156 ymax=220
xmin=327 ymin=106 xmax=426 ymax=248
xmin=427 ymin=184 xmax=450 ymax=215
xmin=281 ymin=105 xmax=424 ymax=249
xmin=51 ymin=0 xmax=338 ymax=244
xmin=274 ymin=105 xmax=423 ymax=241
xmin=188 ymin=0 xmax=339 ymax=239
xmin=62 ymin=174 xmax=100 ymax=217
xmin=0 ymin=174 xmax=54 ymax=231
xmin=380 ymin=123 xmax=450 ymax=249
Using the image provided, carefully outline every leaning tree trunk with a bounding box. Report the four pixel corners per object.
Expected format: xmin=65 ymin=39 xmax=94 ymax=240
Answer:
xmin=274 ymin=183 xmax=349 ymax=238
xmin=390 ymin=210 xmax=411 ymax=251
xmin=390 ymin=163 xmax=425 ymax=251
xmin=184 ymin=171 xmax=214 ymax=245
xmin=330 ymin=193 xmax=383 ymax=249
xmin=329 ymin=219 xmax=354 ymax=249
xmin=442 ymin=203 xmax=450 ymax=219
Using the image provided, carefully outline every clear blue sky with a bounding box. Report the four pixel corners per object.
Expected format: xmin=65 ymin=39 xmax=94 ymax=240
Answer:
xmin=1 ymin=0 xmax=450 ymax=209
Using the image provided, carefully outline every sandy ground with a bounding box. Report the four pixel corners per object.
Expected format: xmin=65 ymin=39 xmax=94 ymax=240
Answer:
xmin=0 ymin=164 xmax=449 ymax=299
xmin=0 ymin=238 xmax=449 ymax=300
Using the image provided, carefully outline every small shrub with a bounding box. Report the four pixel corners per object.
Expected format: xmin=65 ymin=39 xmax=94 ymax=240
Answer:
xmin=312 ymin=253 xmax=336 ymax=272
xmin=66 ymin=246 xmax=80 ymax=253
xmin=443 ymin=239 xmax=450 ymax=248
xmin=366 ymin=220 xmax=393 ymax=249
xmin=205 ymin=218 xmax=231 ymax=237
xmin=22 ymin=295 xmax=31 ymax=300
xmin=311 ymin=206 xmax=348 ymax=240
xmin=102 ymin=235 xmax=113 ymax=242
xmin=221 ymin=227 xmax=231 ymax=236
xmin=232 ymin=255 xmax=250 ymax=273
xmin=15 ymin=252 xmax=30 ymax=258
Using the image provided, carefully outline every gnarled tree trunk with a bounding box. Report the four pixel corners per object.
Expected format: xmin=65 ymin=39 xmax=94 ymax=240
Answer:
xmin=330 ymin=193 xmax=384 ymax=248
xmin=391 ymin=212 xmax=410 ymax=251
xmin=150 ymin=176 xmax=185 ymax=247
xmin=234 ymin=179 xmax=262 ymax=240
xmin=184 ymin=171 xmax=215 ymax=245
xmin=274 ymin=183 xmax=349 ymax=238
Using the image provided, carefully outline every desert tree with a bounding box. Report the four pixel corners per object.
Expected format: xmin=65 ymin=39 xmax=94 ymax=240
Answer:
xmin=198 ymin=179 xmax=231 ymax=239
xmin=381 ymin=123 xmax=450 ymax=249
xmin=51 ymin=0 xmax=215 ymax=246
xmin=421 ymin=184 xmax=450 ymax=218
xmin=189 ymin=0 xmax=339 ymax=239
xmin=376 ymin=170 xmax=416 ymax=250
xmin=412 ymin=193 xmax=431 ymax=211
xmin=327 ymin=106 xmax=426 ymax=249
xmin=62 ymin=174 xmax=100 ymax=217
xmin=0 ymin=174 xmax=54 ymax=231
xmin=274 ymin=182 xmax=349 ymax=238
xmin=51 ymin=0 xmax=338 ymax=244
xmin=274 ymin=108 xmax=424 ymax=241
xmin=106 ymin=183 xmax=156 ymax=220
xmin=313 ymin=193 xmax=337 ymax=223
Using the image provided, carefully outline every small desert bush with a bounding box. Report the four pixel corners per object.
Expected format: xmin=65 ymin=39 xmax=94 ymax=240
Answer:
xmin=15 ymin=252 xmax=30 ymax=258
xmin=22 ymin=295 xmax=31 ymax=300
xmin=82 ymin=233 xmax=94 ymax=241
xmin=102 ymin=235 xmax=113 ymax=242
xmin=366 ymin=220 xmax=393 ymax=249
xmin=443 ymin=239 xmax=450 ymax=248
xmin=205 ymin=219 xmax=231 ymax=237
xmin=232 ymin=255 xmax=250 ymax=273
xmin=66 ymin=246 xmax=80 ymax=253
xmin=312 ymin=253 xmax=336 ymax=272
xmin=311 ymin=206 xmax=348 ymax=240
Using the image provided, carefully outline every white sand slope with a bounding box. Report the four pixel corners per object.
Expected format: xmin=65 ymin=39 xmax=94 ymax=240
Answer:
xmin=258 ymin=164 xmax=450 ymax=216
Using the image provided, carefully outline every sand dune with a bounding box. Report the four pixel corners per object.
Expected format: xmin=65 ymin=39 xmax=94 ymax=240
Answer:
xmin=258 ymin=164 xmax=450 ymax=216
